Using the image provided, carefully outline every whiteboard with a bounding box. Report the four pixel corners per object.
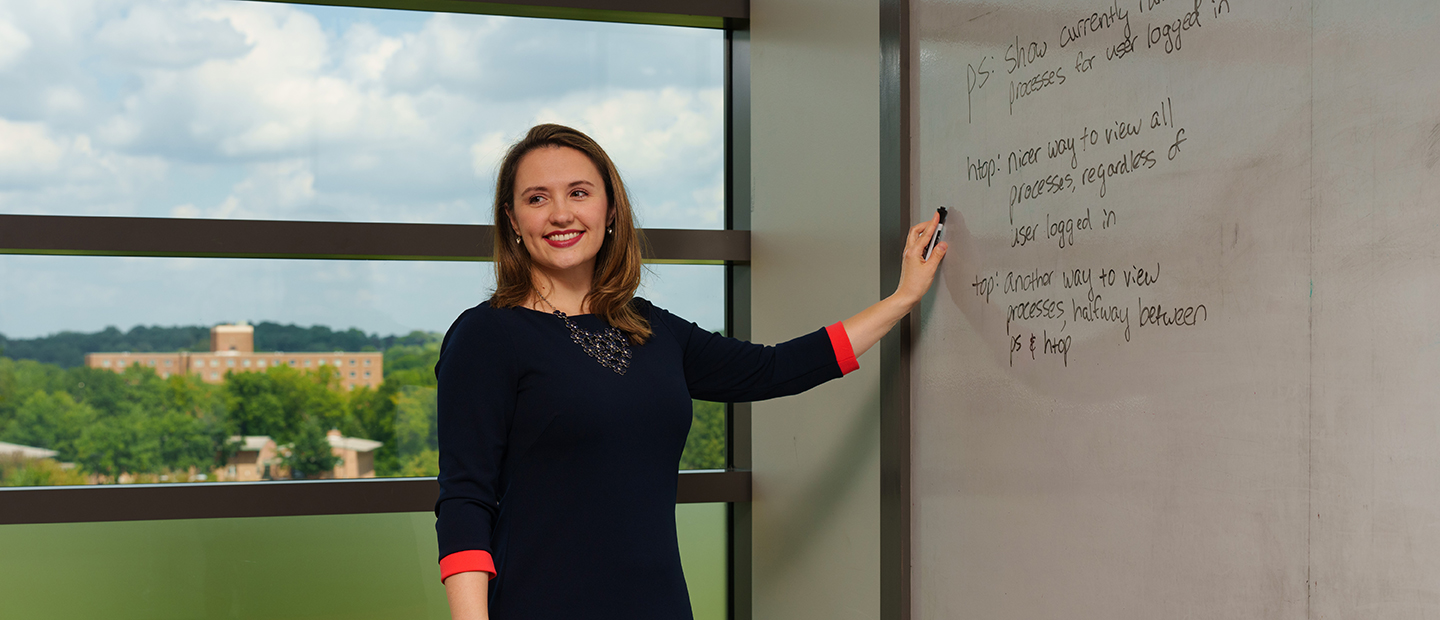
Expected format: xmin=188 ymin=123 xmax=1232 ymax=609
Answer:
xmin=911 ymin=0 xmax=1440 ymax=617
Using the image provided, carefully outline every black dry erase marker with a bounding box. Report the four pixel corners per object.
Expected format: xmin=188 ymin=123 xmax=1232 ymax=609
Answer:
xmin=923 ymin=207 xmax=947 ymax=260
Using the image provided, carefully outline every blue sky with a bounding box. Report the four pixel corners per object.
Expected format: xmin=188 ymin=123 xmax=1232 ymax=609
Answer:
xmin=0 ymin=1 xmax=727 ymax=339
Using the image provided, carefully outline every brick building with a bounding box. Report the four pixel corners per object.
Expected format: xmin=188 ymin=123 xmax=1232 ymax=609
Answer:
xmin=84 ymin=323 xmax=383 ymax=390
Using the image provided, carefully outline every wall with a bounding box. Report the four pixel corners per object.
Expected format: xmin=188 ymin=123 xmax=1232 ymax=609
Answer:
xmin=749 ymin=0 xmax=884 ymax=618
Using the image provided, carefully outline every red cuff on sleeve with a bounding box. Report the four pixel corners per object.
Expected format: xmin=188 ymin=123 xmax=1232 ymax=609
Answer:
xmin=825 ymin=322 xmax=860 ymax=375
xmin=440 ymin=550 xmax=496 ymax=583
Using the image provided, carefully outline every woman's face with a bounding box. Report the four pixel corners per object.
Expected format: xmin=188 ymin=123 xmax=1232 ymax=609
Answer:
xmin=508 ymin=145 xmax=612 ymax=279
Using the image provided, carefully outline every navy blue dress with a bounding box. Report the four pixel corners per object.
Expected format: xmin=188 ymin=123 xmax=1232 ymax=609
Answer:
xmin=434 ymin=298 xmax=847 ymax=619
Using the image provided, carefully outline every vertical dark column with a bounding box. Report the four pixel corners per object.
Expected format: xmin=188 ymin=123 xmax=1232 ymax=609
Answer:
xmin=725 ymin=23 xmax=754 ymax=620
xmin=879 ymin=0 xmax=912 ymax=619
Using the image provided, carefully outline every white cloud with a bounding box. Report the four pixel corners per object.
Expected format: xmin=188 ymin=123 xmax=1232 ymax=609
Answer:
xmin=533 ymin=87 xmax=725 ymax=228
xmin=383 ymin=13 xmax=503 ymax=93
xmin=470 ymin=131 xmax=508 ymax=180
xmin=0 ymin=15 xmax=31 ymax=70
xmin=0 ymin=119 xmax=65 ymax=177
xmin=336 ymin=21 xmax=402 ymax=86
xmin=94 ymin=2 xmax=250 ymax=69
xmin=0 ymin=118 xmax=166 ymax=205
xmin=537 ymin=88 xmax=723 ymax=175
xmin=199 ymin=159 xmax=317 ymax=219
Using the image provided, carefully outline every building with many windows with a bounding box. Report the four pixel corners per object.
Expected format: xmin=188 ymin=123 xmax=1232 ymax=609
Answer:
xmin=84 ymin=323 xmax=383 ymax=390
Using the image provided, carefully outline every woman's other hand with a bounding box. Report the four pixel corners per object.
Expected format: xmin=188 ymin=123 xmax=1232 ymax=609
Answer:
xmin=445 ymin=571 xmax=491 ymax=620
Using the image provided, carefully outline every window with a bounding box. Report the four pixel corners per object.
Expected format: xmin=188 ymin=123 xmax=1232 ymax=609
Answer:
xmin=0 ymin=4 xmax=739 ymax=612
xmin=0 ymin=4 xmax=730 ymax=490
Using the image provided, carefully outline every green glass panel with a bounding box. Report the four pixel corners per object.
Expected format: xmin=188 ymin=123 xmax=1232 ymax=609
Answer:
xmin=0 ymin=503 xmax=726 ymax=619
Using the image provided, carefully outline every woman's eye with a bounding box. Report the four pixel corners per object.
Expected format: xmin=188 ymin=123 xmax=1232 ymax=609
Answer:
xmin=527 ymin=195 xmax=545 ymax=205
xmin=571 ymin=189 xmax=588 ymax=199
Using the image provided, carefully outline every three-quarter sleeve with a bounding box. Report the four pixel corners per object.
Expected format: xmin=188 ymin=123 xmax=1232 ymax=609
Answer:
xmin=434 ymin=307 xmax=516 ymax=582
xmin=646 ymin=302 xmax=858 ymax=403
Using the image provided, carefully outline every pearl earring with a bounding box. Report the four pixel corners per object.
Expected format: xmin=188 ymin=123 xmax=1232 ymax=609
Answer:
xmin=515 ymin=236 xmax=522 ymax=244
xmin=607 ymin=227 xmax=613 ymax=234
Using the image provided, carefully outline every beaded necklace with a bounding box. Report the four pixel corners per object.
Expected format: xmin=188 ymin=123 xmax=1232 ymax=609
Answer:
xmin=536 ymin=291 xmax=632 ymax=375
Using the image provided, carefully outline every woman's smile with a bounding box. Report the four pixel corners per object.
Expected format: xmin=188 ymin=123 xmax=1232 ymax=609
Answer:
xmin=544 ymin=230 xmax=585 ymax=248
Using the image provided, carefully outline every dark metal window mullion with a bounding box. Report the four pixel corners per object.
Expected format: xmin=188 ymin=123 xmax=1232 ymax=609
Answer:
xmin=723 ymin=20 xmax=754 ymax=620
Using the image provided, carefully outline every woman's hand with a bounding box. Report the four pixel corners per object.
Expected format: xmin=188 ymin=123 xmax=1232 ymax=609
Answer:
xmin=841 ymin=211 xmax=950 ymax=360
xmin=894 ymin=211 xmax=949 ymax=306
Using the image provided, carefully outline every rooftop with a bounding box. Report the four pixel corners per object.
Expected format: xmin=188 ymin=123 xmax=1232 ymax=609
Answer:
xmin=0 ymin=441 xmax=60 ymax=460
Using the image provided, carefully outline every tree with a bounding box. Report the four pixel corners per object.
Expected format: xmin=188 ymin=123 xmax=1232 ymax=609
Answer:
xmin=149 ymin=409 xmax=223 ymax=474
xmin=2 ymin=391 xmax=97 ymax=462
xmin=359 ymin=339 xmax=442 ymax=475
xmin=62 ymin=365 xmax=163 ymax=420
xmin=163 ymin=373 xmax=227 ymax=421
xmin=74 ymin=408 xmax=162 ymax=479
xmin=679 ymin=400 xmax=726 ymax=470
xmin=0 ymin=357 xmax=69 ymax=426
xmin=0 ymin=455 xmax=86 ymax=487
xmin=394 ymin=386 xmax=438 ymax=459
xmin=398 ymin=448 xmax=440 ymax=477
xmin=382 ymin=340 xmax=440 ymax=388
xmin=267 ymin=364 xmax=347 ymax=435
xmin=225 ymin=372 xmax=289 ymax=438
xmin=347 ymin=384 xmax=398 ymax=474
xmin=0 ymin=324 xmax=208 ymax=368
xmin=285 ymin=418 xmax=340 ymax=479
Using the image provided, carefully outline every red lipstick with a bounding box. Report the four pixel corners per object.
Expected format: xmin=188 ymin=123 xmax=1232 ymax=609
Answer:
xmin=543 ymin=229 xmax=584 ymax=248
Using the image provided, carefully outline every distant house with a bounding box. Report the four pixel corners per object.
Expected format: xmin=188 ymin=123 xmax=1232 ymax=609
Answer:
xmin=217 ymin=431 xmax=382 ymax=481
xmin=85 ymin=323 xmax=383 ymax=390
xmin=220 ymin=436 xmax=282 ymax=481
xmin=325 ymin=429 xmax=383 ymax=479
xmin=0 ymin=441 xmax=59 ymax=460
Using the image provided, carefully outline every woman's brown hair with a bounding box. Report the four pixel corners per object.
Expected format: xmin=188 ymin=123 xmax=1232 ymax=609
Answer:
xmin=489 ymin=124 xmax=651 ymax=345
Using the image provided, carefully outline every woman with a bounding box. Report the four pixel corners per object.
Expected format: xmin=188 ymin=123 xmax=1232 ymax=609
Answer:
xmin=435 ymin=124 xmax=947 ymax=620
